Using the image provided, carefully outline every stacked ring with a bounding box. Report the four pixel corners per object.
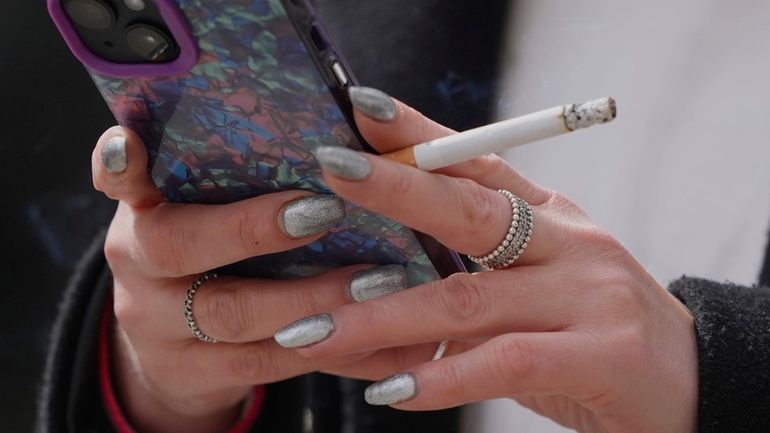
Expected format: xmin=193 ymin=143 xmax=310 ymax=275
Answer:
xmin=468 ymin=190 xmax=534 ymax=270
xmin=184 ymin=272 xmax=220 ymax=343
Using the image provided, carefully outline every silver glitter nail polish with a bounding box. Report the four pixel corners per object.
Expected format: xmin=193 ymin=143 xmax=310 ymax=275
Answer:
xmin=102 ymin=135 xmax=127 ymax=174
xmin=349 ymin=265 xmax=408 ymax=302
xmin=314 ymin=147 xmax=371 ymax=181
xmin=364 ymin=373 xmax=417 ymax=406
xmin=274 ymin=313 xmax=334 ymax=348
xmin=281 ymin=195 xmax=346 ymax=239
xmin=349 ymin=86 xmax=397 ymax=122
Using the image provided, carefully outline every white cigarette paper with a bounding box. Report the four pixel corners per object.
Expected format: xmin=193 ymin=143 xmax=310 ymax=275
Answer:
xmin=384 ymin=97 xmax=616 ymax=171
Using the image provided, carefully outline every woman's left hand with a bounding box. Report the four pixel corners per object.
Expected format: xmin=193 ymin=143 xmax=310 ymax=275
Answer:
xmin=274 ymin=87 xmax=699 ymax=433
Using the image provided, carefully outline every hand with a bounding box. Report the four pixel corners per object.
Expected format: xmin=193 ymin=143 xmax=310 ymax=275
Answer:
xmin=92 ymin=126 xmax=455 ymax=433
xmin=274 ymin=88 xmax=699 ymax=433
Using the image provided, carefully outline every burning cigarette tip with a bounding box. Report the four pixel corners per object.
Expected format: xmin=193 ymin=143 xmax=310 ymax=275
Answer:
xmin=563 ymin=97 xmax=617 ymax=131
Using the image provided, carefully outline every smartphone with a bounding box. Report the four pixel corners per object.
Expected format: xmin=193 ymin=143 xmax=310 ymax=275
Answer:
xmin=48 ymin=0 xmax=464 ymax=283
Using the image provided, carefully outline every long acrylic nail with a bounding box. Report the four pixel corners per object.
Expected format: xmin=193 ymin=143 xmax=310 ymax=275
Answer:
xmin=314 ymin=147 xmax=371 ymax=181
xmin=349 ymin=265 xmax=408 ymax=302
xmin=349 ymin=86 xmax=398 ymax=122
xmin=102 ymin=135 xmax=127 ymax=174
xmin=274 ymin=313 xmax=334 ymax=348
xmin=364 ymin=373 xmax=417 ymax=406
xmin=280 ymin=195 xmax=346 ymax=239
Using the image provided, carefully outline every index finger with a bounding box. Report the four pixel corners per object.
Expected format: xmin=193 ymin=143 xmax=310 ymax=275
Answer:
xmin=312 ymin=147 xmax=558 ymax=261
xmin=108 ymin=192 xmax=347 ymax=278
xmin=350 ymin=86 xmax=549 ymax=203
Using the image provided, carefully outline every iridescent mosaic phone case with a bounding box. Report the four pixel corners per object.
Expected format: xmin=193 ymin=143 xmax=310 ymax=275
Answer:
xmin=49 ymin=0 xmax=464 ymax=282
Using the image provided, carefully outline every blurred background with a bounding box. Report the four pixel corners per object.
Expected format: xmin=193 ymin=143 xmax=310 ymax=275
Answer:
xmin=2 ymin=1 xmax=769 ymax=432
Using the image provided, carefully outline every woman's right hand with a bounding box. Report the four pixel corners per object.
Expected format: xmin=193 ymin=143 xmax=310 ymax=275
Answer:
xmin=92 ymin=126 xmax=443 ymax=433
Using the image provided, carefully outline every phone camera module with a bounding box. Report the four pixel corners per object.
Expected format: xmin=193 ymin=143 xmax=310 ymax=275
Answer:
xmin=65 ymin=0 xmax=116 ymax=30
xmin=124 ymin=0 xmax=146 ymax=11
xmin=126 ymin=25 xmax=177 ymax=62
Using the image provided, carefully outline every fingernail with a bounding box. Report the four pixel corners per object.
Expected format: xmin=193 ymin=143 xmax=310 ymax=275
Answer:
xmin=102 ymin=135 xmax=127 ymax=174
xmin=314 ymin=147 xmax=371 ymax=181
xmin=364 ymin=373 xmax=417 ymax=406
xmin=349 ymin=265 xmax=408 ymax=302
xmin=349 ymin=86 xmax=398 ymax=122
xmin=274 ymin=313 xmax=334 ymax=348
xmin=280 ymin=195 xmax=346 ymax=239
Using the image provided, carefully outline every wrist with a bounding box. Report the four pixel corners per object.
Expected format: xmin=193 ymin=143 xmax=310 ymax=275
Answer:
xmin=107 ymin=313 xmax=252 ymax=433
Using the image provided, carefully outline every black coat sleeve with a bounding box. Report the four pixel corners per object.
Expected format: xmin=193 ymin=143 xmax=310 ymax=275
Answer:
xmin=36 ymin=230 xmax=113 ymax=433
xmin=670 ymin=277 xmax=770 ymax=433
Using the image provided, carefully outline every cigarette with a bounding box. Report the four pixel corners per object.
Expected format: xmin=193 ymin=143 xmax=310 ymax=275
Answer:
xmin=381 ymin=97 xmax=617 ymax=171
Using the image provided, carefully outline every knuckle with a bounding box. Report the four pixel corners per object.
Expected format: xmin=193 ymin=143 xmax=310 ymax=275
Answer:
xmin=229 ymin=344 xmax=286 ymax=383
xmin=452 ymin=179 xmax=502 ymax=234
xmin=104 ymin=229 xmax=129 ymax=269
xmin=490 ymin=337 xmax=538 ymax=381
xmin=290 ymin=285 xmax=330 ymax=316
xmin=603 ymin=274 xmax=640 ymax=306
xmin=439 ymin=274 xmax=487 ymax=322
xmin=113 ymin=289 xmax=143 ymax=332
xmin=605 ymin=322 xmax=648 ymax=370
xmin=140 ymin=219 xmax=191 ymax=276
xmin=388 ymin=164 xmax=415 ymax=198
xmin=543 ymin=190 xmax=590 ymax=224
xmin=546 ymin=191 xmax=581 ymax=214
xmin=469 ymin=155 xmax=509 ymax=180
xmin=561 ymin=223 xmax=627 ymax=264
xmin=230 ymin=205 xmax=261 ymax=254
xmin=581 ymin=226 xmax=623 ymax=252
xmin=594 ymin=275 xmax=646 ymax=328
xmin=201 ymin=286 xmax=252 ymax=341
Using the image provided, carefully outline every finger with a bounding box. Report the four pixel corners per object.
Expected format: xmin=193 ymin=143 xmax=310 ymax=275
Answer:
xmin=283 ymin=269 xmax=574 ymax=358
xmin=155 ymin=338 xmax=370 ymax=392
xmin=350 ymin=86 xmax=454 ymax=153
xmin=350 ymin=87 xmax=550 ymax=205
xmin=92 ymin=126 xmax=164 ymax=208
xmin=322 ymin=340 xmax=481 ymax=381
xmin=314 ymin=147 xmax=559 ymax=260
xmin=364 ymin=332 xmax=600 ymax=409
xmin=436 ymin=154 xmax=550 ymax=206
xmin=124 ymin=264 xmax=408 ymax=343
xmin=109 ymin=191 xmax=347 ymax=277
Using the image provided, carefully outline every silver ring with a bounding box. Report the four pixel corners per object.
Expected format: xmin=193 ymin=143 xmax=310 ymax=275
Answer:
xmin=468 ymin=190 xmax=534 ymax=270
xmin=184 ymin=272 xmax=219 ymax=343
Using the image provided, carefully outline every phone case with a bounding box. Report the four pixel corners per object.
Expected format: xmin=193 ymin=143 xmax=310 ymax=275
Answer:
xmin=49 ymin=0 xmax=464 ymax=282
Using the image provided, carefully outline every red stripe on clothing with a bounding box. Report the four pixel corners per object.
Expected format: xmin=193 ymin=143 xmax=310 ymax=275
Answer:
xmin=98 ymin=296 xmax=265 ymax=433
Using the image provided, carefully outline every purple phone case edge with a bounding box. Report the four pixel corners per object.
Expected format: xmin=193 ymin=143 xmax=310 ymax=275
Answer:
xmin=47 ymin=0 xmax=199 ymax=77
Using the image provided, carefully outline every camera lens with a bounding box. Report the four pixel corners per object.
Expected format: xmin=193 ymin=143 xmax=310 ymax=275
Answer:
xmin=126 ymin=25 xmax=176 ymax=62
xmin=65 ymin=0 xmax=116 ymax=30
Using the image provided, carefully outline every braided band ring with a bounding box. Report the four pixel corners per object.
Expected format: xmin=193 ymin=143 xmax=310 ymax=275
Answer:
xmin=184 ymin=272 xmax=219 ymax=343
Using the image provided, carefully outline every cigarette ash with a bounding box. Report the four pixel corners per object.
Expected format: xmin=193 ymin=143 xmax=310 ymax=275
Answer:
xmin=563 ymin=97 xmax=617 ymax=130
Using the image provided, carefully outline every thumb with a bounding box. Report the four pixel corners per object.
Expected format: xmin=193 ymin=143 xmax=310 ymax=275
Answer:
xmin=92 ymin=126 xmax=164 ymax=208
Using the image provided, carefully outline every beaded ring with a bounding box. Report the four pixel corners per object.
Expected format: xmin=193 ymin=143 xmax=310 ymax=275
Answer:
xmin=468 ymin=190 xmax=534 ymax=270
